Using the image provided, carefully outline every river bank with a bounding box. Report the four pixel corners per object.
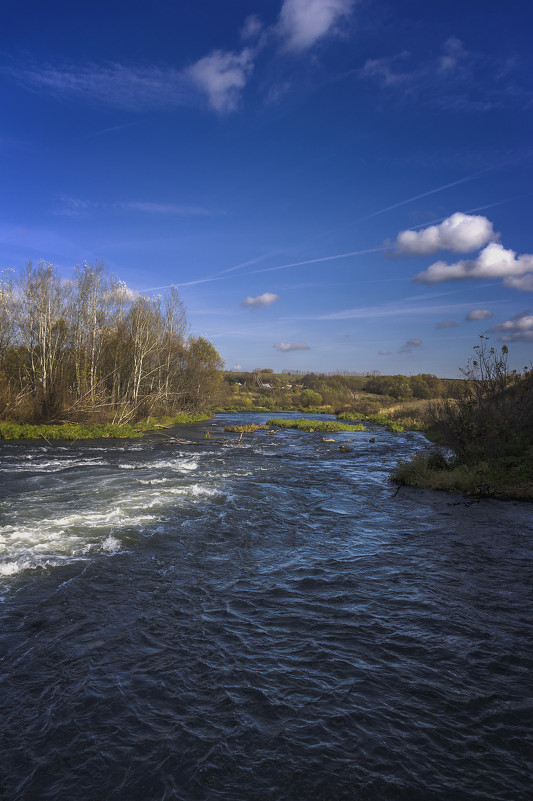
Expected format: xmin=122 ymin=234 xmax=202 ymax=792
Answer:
xmin=0 ymin=412 xmax=213 ymax=442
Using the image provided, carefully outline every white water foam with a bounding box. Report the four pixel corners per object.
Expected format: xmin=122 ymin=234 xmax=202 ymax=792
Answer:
xmin=0 ymin=472 xmax=226 ymax=578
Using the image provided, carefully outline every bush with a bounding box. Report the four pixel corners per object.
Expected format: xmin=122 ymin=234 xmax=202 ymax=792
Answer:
xmin=428 ymin=338 xmax=533 ymax=464
xmin=299 ymin=389 xmax=323 ymax=408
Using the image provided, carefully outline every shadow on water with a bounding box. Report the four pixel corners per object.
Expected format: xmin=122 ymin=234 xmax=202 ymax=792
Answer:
xmin=1 ymin=413 xmax=532 ymax=800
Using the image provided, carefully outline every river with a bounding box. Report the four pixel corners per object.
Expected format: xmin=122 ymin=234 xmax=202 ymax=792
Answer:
xmin=1 ymin=412 xmax=532 ymax=800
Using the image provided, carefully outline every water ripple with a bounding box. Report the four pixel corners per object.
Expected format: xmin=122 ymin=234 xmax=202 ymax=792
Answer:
xmin=0 ymin=413 xmax=532 ymax=800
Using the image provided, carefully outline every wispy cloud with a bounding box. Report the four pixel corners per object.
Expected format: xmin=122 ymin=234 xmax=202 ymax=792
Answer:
xmin=55 ymin=196 xmax=215 ymax=217
xmin=378 ymin=349 xmax=391 ymax=355
xmin=241 ymin=15 xmax=264 ymax=41
xmin=277 ymin=0 xmax=356 ymax=52
xmin=241 ymin=292 xmax=280 ymax=308
xmin=490 ymin=311 xmax=533 ymax=342
xmin=466 ymin=309 xmax=493 ymax=321
xmin=273 ymin=341 xmax=310 ymax=351
xmin=6 ymin=1 xmax=360 ymax=117
xmin=392 ymin=212 xmax=497 ymax=256
xmin=8 ymin=62 xmax=196 ymax=110
xmin=414 ymin=242 xmax=533 ymax=284
xmin=118 ymin=201 xmax=213 ymax=215
xmin=359 ymin=37 xmax=528 ymax=112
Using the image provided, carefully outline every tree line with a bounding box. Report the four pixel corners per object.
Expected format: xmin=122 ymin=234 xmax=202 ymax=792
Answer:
xmin=0 ymin=261 xmax=224 ymax=423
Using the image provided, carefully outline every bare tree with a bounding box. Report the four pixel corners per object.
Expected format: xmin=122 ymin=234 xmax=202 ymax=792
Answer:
xmin=17 ymin=261 xmax=70 ymax=420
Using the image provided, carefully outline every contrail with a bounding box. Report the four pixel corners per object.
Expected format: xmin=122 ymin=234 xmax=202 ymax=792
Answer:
xmin=140 ymin=152 xmax=533 ymax=293
xmin=83 ymin=121 xmax=139 ymax=139
xmin=140 ymin=246 xmax=387 ymax=292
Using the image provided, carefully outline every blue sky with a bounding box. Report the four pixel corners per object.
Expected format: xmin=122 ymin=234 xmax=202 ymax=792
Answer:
xmin=2 ymin=0 xmax=533 ymax=376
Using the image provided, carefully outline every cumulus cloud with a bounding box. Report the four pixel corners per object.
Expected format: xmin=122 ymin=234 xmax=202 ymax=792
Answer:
xmin=187 ymin=49 xmax=254 ymax=112
xmin=490 ymin=311 xmax=533 ymax=342
xmin=241 ymin=292 xmax=280 ymax=308
xmin=465 ymin=309 xmax=493 ymax=321
xmin=393 ymin=212 xmax=497 ymax=256
xmin=436 ymin=320 xmax=457 ymax=329
xmin=273 ymin=341 xmax=310 ymax=351
xmin=413 ymin=242 xmax=533 ymax=284
xmin=277 ymin=0 xmax=355 ymax=52
xmin=378 ymin=349 xmax=391 ymax=355
xmin=400 ymin=337 xmax=422 ymax=353
xmin=502 ymin=273 xmax=533 ymax=292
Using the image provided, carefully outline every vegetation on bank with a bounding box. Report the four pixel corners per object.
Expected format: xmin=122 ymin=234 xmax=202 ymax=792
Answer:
xmin=0 ymin=413 xmax=212 ymax=441
xmin=392 ymin=339 xmax=533 ymax=500
xmin=224 ymin=424 xmax=269 ymax=433
xmin=0 ymin=261 xmax=225 ymax=427
xmin=337 ymin=411 xmax=425 ymax=432
xmin=218 ymin=369 xmax=454 ymax=417
xmin=266 ymin=418 xmax=366 ymax=432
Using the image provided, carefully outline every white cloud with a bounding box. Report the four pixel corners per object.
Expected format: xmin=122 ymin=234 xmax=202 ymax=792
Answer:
xmin=465 ymin=309 xmax=493 ymax=321
xmin=273 ymin=341 xmax=310 ymax=351
xmin=414 ymin=242 xmax=533 ymax=284
xmin=277 ymin=0 xmax=355 ymax=52
xmin=502 ymin=273 xmax=533 ymax=292
xmin=241 ymin=292 xmax=280 ymax=308
xmin=378 ymin=349 xmax=391 ymax=355
xmin=187 ymin=49 xmax=254 ymax=112
xmin=393 ymin=212 xmax=497 ymax=256
xmin=241 ymin=15 xmax=263 ymax=41
xmin=490 ymin=311 xmax=533 ymax=342
xmin=436 ymin=320 xmax=457 ymax=329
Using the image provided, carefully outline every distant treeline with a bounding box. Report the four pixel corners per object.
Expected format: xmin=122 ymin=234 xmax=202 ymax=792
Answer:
xmin=223 ymin=369 xmax=450 ymax=414
xmin=0 ymin=261 xmax=224 ymax=423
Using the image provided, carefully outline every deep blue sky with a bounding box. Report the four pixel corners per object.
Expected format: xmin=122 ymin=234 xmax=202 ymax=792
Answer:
xmin=2 ymin=0 xmax=533 ymax=376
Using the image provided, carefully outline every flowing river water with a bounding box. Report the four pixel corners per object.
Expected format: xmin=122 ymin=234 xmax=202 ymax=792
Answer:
xmin=1 ymin=412 xmax=532 ymax=800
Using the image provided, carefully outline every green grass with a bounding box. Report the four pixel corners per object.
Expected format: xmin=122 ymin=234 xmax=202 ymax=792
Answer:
xmin=0 ymin=413 xmax=212 ymax=441
xmin=266 ymin=418 xmax=366 ymax=432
